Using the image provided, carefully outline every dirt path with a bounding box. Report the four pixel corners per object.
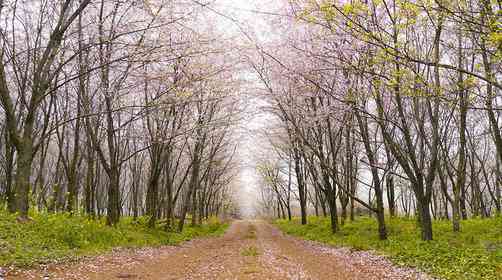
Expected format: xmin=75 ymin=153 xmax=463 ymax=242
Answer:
xmin=5 ymin=220 xmax=433 ymax=280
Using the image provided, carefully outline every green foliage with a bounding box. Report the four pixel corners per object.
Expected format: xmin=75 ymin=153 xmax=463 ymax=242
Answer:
xmin=319 ymin=2 xmax=336 ymax=21
xmin=341 ymin=1 xmax=368 ymax=16
xmin=0 ymin=210 xmax=228 ymax=267
xmin=275 ymin=216 xmax=502 ymax=280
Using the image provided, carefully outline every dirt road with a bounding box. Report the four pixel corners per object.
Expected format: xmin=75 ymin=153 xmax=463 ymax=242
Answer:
xmin=6 ymin=220 xmax=432 ymax=280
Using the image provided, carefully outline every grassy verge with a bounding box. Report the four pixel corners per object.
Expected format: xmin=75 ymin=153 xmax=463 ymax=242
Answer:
xmin=274 ymin=216 xmax=502 ymax=280
xmin=0 ymin=210 xmax=228 ymax=267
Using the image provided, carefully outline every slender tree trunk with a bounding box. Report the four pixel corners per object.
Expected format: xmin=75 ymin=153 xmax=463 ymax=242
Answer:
xmin=191 ymin=187 xmax=197 ymax=226
xmin=453 ymin=29 xmax=467 ymax=232
xmin=355 ymin=107 xmax=387 ymax=240
xmin=4 ymin=131 xmax=15 ymax=213
xmin=327 ymin=187 xmax=338 ymax=233
xmin=146 ymin=159 xmax=162 ymax=227
xmin=85 ymin=146 xmax=95 ymax=216
xmin=495 ymin=159 xmax=501 ymax=216
xmin=293 ymin=143 xmax=308 ymax=225
xmin=386 ymin=175 xmax=396 ymax=217
xmin=178 ymin=141 xmax=202 ymax=232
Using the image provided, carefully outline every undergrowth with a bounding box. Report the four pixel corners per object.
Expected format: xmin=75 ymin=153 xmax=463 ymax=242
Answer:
xmin=0 ymin=210 xmax=228 ymax=267
xmin=275 ymin=216 xmax=502 ymax=280
xmin=241 ymin=245 xmax=260 ymax=257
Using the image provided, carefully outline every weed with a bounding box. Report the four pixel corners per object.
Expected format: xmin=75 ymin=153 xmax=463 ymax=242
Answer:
xmin=241 ymin=245 xmax=260 ymax=257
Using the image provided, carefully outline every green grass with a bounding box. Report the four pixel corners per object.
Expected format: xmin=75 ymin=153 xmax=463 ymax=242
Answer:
xmin=275 ymin=216 xmax=502 ymax=280
xmin=0 ymin=210 xmax=228 ymax=267
xmin=241 ymin=245 xmax=260 ymax=257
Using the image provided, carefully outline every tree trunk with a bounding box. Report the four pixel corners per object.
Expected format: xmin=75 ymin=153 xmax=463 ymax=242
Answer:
xmin=4 ymin=131 xmax=15 ymax=213
xmin=453 ymin=29 xmax=467 ymax=232
xmin=14 ymin=143 xmax=33 ymax=219
xmin=416 ymin=186 xmax=433 ymax=241
xmin=106 ymin=167 xmax=121 ymax=226
xmin=355 ymin=107 xmax=387 ymax=240
xmin=386 ymin=175 xmax=395 ymax=217
xmin=293 ymin=144 xmax=308 ymax=225
xmin=178 ymin=141 xmax=202 ymax=232
xmin=327 ymin=187 xmax=338 ymax=233
xmin=146 ymin=168 xmax=161 ymax=228
xmin=191 ymin=188 xmax=197 ymax=226
xmin=85 ymin=148 xmax=95 ymax=216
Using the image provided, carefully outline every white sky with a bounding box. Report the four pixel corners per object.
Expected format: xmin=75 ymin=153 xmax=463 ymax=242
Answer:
xmin=208 ymin=0 xmax=282 ymax=217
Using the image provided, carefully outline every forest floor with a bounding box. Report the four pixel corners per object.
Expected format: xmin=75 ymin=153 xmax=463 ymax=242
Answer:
xmin=5 ymin=220 xmax=433 ymax=280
